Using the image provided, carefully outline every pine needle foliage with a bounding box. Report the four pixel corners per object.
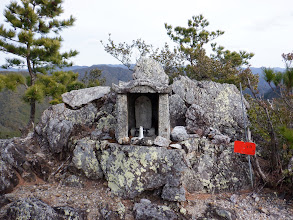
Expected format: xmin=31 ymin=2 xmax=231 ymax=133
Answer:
xmin=0 ymin=0 xmax=78 ymax=131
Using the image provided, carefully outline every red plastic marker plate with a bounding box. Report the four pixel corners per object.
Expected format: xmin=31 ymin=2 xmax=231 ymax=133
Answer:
xmin=234 ymin=141 xmax=256 ymax=155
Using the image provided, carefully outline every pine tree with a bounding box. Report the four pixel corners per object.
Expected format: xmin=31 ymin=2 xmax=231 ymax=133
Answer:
xmin=0 ymin=0 xmax=78 ymax=132
xmin=165 ymin=14 xmax=256 ymax=86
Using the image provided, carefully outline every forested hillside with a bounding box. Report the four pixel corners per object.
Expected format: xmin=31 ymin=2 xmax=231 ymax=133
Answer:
xmin=0 ymin=65 xmax=132 ymax=138
xmin=75 ymin=64 xmax=132 ymax=86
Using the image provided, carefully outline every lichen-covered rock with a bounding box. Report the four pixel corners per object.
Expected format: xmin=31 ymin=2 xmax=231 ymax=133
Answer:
xmin=161 ymin=185 xmax=186 ymax=202
xmin=62 ymin=175 xmax=84 ymax=187
xmin=4 ymin=198 xmax=59 ymax=220
xmin=54 ymin=206 xmax=87 ymax=219
xmin=71 ymin=138 xmax=103 ymax=179
xmin=62 ymin=86 xmax=111 ymax=109
xmin=173 ymin=76 xmax=248 ymax=140
xmin=35 ymin=103 xmax=99 ymax=154
xmin=171 ymin=126 xmax=188 ymax=142
xmin=182 ymin=137 xmax=250 ymax=193
xmin=133 ymin=199 xmax=177 ymax=220
xmin=3 ymin=198 xmax=86 ymax=220
xmin=100 ymin=143 xmax=187 ymax=200
xmin=133 ymin=57 xmax=169 ymax=85
xmin=95 ymin=114 xmax=116 ymax=138
xmin=169 ymin=94 xmax=187 ymax=128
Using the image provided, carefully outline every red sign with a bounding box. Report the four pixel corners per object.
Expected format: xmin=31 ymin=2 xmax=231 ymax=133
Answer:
xmin=234 ymin=141 xmax=256 ymax=155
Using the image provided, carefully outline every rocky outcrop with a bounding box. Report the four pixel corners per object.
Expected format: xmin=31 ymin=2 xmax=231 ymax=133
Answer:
xmin=2 ymin=198 xmax=87 ymax=220
xmin=133 ymin=199 xmax=178 ymax=220
xmin=0 ymin=134 xmax=51 ymax=194
xmin=133 ymin=57 xmax=169 ymax=85
xmin=3 ymin=198 xmax=60 ymax=220
xmin=100 ymin=143 xmax=187 ymax=201
xmin=35 ymin=103 xmax=98 ymax=154
xmin=35 ymin=91 xmax=116 ymax=155
xmin=71 ymin=138 xmax=103 ymax=180
xmin=0 ymin=160 xmax=18 ymax=194
xmin=169 ymin=94 xmax=187 ymax=128
xmin=172 ymin=76 xmax=248 ymax=140
xmin=0 ymin=70 xmax=253 ymax=208
xmin=181 ymin=137 xmax=250 ymax=193
xmin=62 ymin=86 xmax=111 ymax=109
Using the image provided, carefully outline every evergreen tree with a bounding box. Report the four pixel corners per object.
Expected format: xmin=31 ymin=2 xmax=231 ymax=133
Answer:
xmin=165 ymin=15 xmax=256 ymax=86
xmin=81 ymin=68 xmax=106 ymax=87
xmin=102 ymin=15 xmax=257 ymax=87
xmin=0 ymin=0 xmax=78 ymax=131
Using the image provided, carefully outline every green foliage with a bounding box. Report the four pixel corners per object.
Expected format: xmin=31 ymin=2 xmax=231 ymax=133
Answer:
xmin=102 ymin=14 xmax=257 ymax=87
xmin=283 ymin=68 xmax=293 ymax=91
xmin=280 ymin=126 xmax=293 ymax=149
xmin=23 ymin=84 xmax=45 ymax=102
xmin=0 ymin=0 xmax=78 ymax=127
xmin=81 ymin=68 xmax=105 ymax=87
xmin=3 ymin=73 xmax=26 ymax=90
xmin=33 ymin=71 xmax=85 ymax=104
xmin=101 ymin=36 xmax=184 ymax=83
xmin=165 ymin=15 xmax=256 ymax=87
xmin=0 ymin=74 xmax=6 ymax=91
xmin=247 ymin=52 xmax=293 ymax=188
xmin=0 ymin=73 xmax=26 ymax=91
xmin=165 ymin=14 xmax=224 ymax=65
xmin=262 ymin=67 xmax=275 ymax=85
xmin=0 ymin=85 xmax=50 ymax=138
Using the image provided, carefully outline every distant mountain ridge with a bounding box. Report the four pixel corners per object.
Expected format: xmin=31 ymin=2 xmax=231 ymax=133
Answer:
xmin=0 ymin=64 xmax=133 ymax=86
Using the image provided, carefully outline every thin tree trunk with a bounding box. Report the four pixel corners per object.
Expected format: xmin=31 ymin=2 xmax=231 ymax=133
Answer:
xmin=22 ymin=54 xmax=36 ymax=135
xmin=264 ymin=108 xmax=279 ymax=170
xmin=28 ymin=99 xmax=36 ymax=128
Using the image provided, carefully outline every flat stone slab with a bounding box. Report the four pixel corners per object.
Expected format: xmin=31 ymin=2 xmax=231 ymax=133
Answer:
xmin=62 ymin=86 xmax=110 ymax=108
xmin=135 ymin=96 xmax=152 ymax=129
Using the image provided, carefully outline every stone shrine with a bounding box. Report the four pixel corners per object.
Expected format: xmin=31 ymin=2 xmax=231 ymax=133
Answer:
xmin=113 ymin=58 xmax=171 ymax=143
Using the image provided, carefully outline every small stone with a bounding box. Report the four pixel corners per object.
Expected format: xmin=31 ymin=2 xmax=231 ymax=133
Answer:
xmin=257 ymin=207 xmax=269 ymax=214
xmin=170 ymin=144 xmax=182 ymax=149
xmin=140 ymin=199 xmax=151 ymax=205
xmin=118 ymin=137 xmax=130 ymax=145
xmin=131 ymin=137 xmax=141 ymax=145
xmin=62 ymin=175 xmax=84 ymax=188
xmin=140 ymin=138 xmax=154 ymax=146
xmin=230 ymin=194 xmax=238 ymax=204
xmin=21 ymin=172 xmax=36 ymax=182
xmin=154 ymin=136 xmax=171 ymax=147
xmin=180 ymin=207 xmax=187 ymax=215
xmin=171 ymin=126 xmax=189 ymax=142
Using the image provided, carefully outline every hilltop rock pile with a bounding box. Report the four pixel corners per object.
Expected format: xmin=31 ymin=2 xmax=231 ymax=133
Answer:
xmin=0 ymin=58 xmax=255 ymax=219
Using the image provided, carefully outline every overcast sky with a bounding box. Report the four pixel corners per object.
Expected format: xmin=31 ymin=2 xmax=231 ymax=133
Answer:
xmin=0 ymin=0 xmax=292 ymax=68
